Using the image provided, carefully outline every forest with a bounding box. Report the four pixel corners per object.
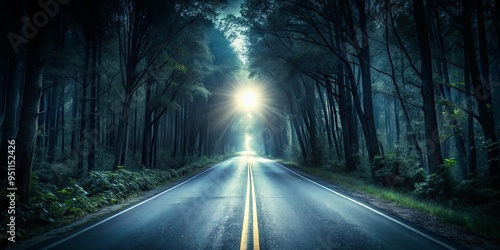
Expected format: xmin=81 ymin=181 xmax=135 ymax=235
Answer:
xmin=239 ymin=0 xmax=500 ymax=192
xmin=0 ymin=0 xmax=499 ymax=245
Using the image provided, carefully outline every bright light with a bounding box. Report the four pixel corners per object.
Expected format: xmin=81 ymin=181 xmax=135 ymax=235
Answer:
xmin=236 ymin=88 xmax=261 ymax=111
xmin=240 ymin=92 xmax=257 ymax=108
xmin=244 ymin=133 xmax=253 ymax=151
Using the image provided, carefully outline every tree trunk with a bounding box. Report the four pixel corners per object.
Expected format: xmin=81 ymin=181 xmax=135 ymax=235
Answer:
xmin=476 ymin=0 xmax=493 ymax=112
xmin=113 ymin=90 xmax=133 ymax=169
xmin=71 ymin=77 xmax=77 ymax=157
xmin=17 ymin=1 xmax=49 ymax=203
xmin=465 ymin=64 xmax=477 ymax=177
xmin=356 ymin=0 xmax=381 ymax=162
xmin=328 ymin=91 xmax=341 ymax=158
xmin=0 ymin=51 xmax=22 ymax=169
xmin=463 ymin=0 xmax=500 ymax=186
xmin=150 ymin=114 xmax=160 ymax=167
xmin=336 ymin=69 xmax=356 ymax=171
xmin=60 ymin=85 xmax=65 ymax=157
xmin=47 ymin=86 xmax=60 ymax=163
xmin=88 ymin=37 xmax=98 ymax=172
xmin=393 ymin=97 xmax=401 ymax=144
xmin=77 ymin=42 xmax=90 ymax=176
xmin=304 ymin=81 xmax=319 ymax=165
xmin=413 ymin=0 xmax=444 ymax=173
xmin=141 ymin=80 xmax=152 ymax=167
xmin=317 ymin=83 xmax=332 ymax=149
xmin=285 ymin=89 xmax=308 ymax=162
xmin=172 ymin=109 xmax=179 ymax=158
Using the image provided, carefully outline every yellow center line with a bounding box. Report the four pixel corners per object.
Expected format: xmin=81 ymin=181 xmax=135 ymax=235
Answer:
xmin=250 ymin=164 xmax=260 ymax=250
xmin=240 ymin=165 xmax=250 ymax=250
xmin=240 ymin=162 xmax=260 ymax=250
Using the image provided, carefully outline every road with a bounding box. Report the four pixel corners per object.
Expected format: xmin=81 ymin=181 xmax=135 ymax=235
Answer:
xmin=38 ymin=156 xmax=463 ymax=249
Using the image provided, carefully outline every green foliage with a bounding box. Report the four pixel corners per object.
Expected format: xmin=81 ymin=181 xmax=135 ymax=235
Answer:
xmin=450 ymin=81 xmax=465 ymax=89
xmin=371 ymin=153 xmax=421 ymax=190
xmin=81 ymin=169 xmax=172 ymax=200
xmin=444 ymin=158 xmax=456 ymax=169
xmin=413 ymin=162 xmax=453 ymax=199
xmin=453 ymin=178 xmax=499 ymax=206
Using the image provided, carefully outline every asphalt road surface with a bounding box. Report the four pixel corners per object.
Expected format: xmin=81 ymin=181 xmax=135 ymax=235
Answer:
xmin=38 ymin=156 xmax=464 ymax=250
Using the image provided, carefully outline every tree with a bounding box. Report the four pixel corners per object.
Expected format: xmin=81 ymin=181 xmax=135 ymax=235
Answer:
xmin=413 ymin=0 xmax=444 ymax=173
xmin=0 ymin=0 xmax=23 ymax=174
xmin=113 ymin=0 xmax=222 ymax=169
xmin=462 ymin=0 xmax=500 ymax=187
xmin=16 ymin=0 xmax=52 ymax=203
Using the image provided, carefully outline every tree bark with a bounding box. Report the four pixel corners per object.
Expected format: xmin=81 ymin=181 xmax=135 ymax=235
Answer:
xmin=1 ymin=51 xmax=22 ymax=169
xmin=413 ymin=0 xmax=444 ymax=173
xmin=77 ymin=41 xmax=90 ymax=176
xmin=47 ymin=86 xmax=60 ymax=163
xmin=356 ymin=0 xmax=381 ymax=162
xmin=113 ymin=90 xmax=133 ymax=169
xmin=60 ymin=85 xmax=65 ymax=157
xmin=141 ymin=80 xmax=152 ymax=167
xmin=465 ymin=62 xmax=477 ymax=177
xmin=70 ymin=76 xmax=77 ymax=157
xmin=17 ymin=1 xmax=49 ymax=203
xmin=337 ymin=71 xmax=356 ymax=171
xmin=88 ymin=37 xmax=98 ymax=172
xmin=463 ymin=0 xmax=500 ymax=186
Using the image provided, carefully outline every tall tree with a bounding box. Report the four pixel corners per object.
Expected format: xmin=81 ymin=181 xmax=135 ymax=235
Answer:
xmin=16 ymin=0 xmax=52 ymax=203
xmin=0 ymin=0 xmax=23 ymax=177
xmin=413 ymin=0 xmax=444 ymax=173
xmin=463 ymin=0 xmax=500 ymax=186
xmin=114 ymin=0 xmax=219 ymax=169
xmin=354 ymin=0 xmax=382 ymax=163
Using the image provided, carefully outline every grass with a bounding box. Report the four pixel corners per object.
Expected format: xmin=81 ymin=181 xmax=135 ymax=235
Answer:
xmin=279 ymin=160 xmax=500 ymax=241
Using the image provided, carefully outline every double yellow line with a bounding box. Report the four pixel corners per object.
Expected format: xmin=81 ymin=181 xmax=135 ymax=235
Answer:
xmin=240 ymin=163 xmax=260 ymax=250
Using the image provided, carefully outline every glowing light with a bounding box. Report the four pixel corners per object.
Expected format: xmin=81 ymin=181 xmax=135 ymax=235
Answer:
xmin=244 ymin=133 xmax=253 ymax=151
xmin=236 ymin=88 xmax=261 ymax=111
xmin=240 ymin=92 xmax=257 ymax=108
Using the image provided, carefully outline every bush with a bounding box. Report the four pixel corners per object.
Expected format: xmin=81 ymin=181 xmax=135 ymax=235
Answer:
xmin=81 ymin=169 xmax=174 ymax=199
xmin=413 ymin=171 xmax=451 ymax=199
xmin=453 ymin=178 xmax=498 ymax=206
xmin=372 ymin=153 xmax=416 ymax=190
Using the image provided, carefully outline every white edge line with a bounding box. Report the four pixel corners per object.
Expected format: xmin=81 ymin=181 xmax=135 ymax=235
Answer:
xmin=42 ymin=163 xmax=222 ymax=250
xmin=272 ymin=160 xmax=456 ymax=250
